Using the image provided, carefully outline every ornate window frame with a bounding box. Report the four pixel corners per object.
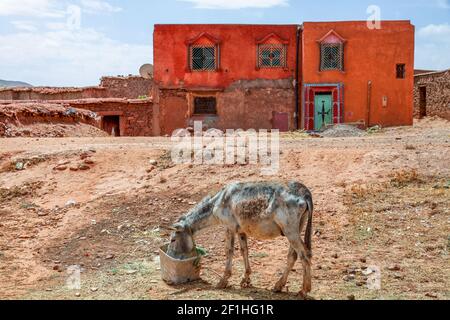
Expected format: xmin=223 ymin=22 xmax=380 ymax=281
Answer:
xmin=186 ymin=33 xmax=221 ymax=72
xmin=256 ymin=33 xmax=289 ymax=70
xmin=317 ymin=30 xmax=346 ymax=72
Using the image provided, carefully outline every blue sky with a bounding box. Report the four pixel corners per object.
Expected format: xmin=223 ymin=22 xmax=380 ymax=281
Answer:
xmin=0 ymin=0 xmax=449 ymax=86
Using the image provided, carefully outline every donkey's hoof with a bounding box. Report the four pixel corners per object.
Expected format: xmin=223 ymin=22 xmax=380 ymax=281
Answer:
xmin=216 ymin=280 xmax=229 ymax=290
xmin=298 ymin=291 xmax=309 ymax=299
xmin=240 ymin=278 xmax=252 ymax=289
xmin=273 ymin=284 xmax=284 ymax=293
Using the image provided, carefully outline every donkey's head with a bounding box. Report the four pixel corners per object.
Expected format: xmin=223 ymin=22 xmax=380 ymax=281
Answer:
xmin=166 ymin=219 xmax=197 ymax=260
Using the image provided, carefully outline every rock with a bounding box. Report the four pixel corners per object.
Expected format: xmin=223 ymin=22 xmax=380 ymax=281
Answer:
xmin=149 ymin=160 xmax=158 ymax=166
xmin=343 ymin=275 xmax=355 ymax=282
xmin=387 ymin=265 xmax=401 ymax=271
xmin=78 ymin=164 xmax=90 ymax=171
xmin=75 ymin=292 xmax=81 ymax=297
xmin=15 ymin=162 xmax=25 ymax=171
xmin=360 ymin=257 xmax=367 ymax=263
xmin=425 ymin=293 xmax=438 ymax=299
xmin=146 ymin=166 xmax=155 ymax=173
xmin=65 ymin=200 xmax=77 ymax=207
xmin=55 ymin=165 xmax=68 ymax=171
xmin=332 ymin=253 xmax=339 ymax=259
xmin=84 ymin=159 xmax=95 ymax=165
xmin=37 ymin=212 xmax=49 ymax=217
xmin=90 ymin=287 xmax=98 ymax=292
xmin=70 ymin=167 xmax=79 ymax=171
xmin=347 ymin=295 xmax=356 ymax=301
xmin=105 ymin=254 xmax=115 ymax=260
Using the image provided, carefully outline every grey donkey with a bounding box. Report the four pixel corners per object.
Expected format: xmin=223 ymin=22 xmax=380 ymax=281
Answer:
xmin=166 ymin=181 xmax=314 ymax=296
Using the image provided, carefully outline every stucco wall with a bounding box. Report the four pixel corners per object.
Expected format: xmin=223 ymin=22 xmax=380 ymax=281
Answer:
xmin=153 ymin=24 xmax=298 ymax=89
xmin=301 ymin=21 xmax=415 ymax=128
xmin=414 ymin=70 xmax=450 ymax=120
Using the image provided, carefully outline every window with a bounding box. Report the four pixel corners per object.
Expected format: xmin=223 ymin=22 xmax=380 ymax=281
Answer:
xmin=320 ymin=43 xmax=344 ymax=71
xmin=396 ymin=64 xmax=406 ymax=79
xmin=194 ymin=97 xmax=217 ymax=115
xmin=190 ymin=45 xmax=218 ymax=71
xmin=258 ymin=44 xmax=287 ymax=68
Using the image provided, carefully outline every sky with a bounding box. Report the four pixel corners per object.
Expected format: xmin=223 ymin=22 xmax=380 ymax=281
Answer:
xmin=0 ymin=0 xmax=449 ymax=87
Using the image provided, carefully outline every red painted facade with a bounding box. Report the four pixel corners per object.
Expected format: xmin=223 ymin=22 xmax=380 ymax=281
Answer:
xmin=154 ymin=24 xmax=298 ymax=89
xmin=302 ymin=21 xmax=415 ymax=129
xmin=153 ymin=21 xmax=415 ymax=133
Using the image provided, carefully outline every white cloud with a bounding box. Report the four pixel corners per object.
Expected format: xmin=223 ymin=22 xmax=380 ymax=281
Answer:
xmin=11 ymin=20 xmax=39 ymax=32
xmin=0 ymin=0 xmax=65 ymax=17
xmin=416 ymin=23 xmax=450 ymax=70
xmin=418 ymin=23 xmax=450 ymax=43
xmin=0 ymin=27 xmax=152 ymax=87
xmin=80 ymin=0 xmax=122 ymax=14
xmin=0 ymin=1 xmax=148 ymax=86
xmin=178 ymin=0 xmax=288 ymax=9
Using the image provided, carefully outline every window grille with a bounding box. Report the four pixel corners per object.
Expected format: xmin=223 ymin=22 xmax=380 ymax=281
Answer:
xmin=320 ymin=43 xmax=344 ymax=71
xmin=258 ymin=44 xmax=287 ymax=68
xmin=396 ymin=64 xmax=406 ymax=79
xmin=194 ymin=97 xmax=217 ymax=115
xmin=190 ymin=45 xmax=218 ymax=71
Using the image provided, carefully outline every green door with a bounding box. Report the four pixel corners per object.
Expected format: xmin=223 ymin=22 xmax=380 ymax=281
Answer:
xmin=314 ymin=94 xmax=333 ymax=130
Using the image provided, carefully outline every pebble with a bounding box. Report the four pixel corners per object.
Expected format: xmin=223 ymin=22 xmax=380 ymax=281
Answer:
xmin=149 ymin=160 xmax=158 ymax=166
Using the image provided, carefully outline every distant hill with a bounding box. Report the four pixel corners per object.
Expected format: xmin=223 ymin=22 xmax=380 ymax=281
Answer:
xmin=0 ymin=79 xmax=33 ymax=88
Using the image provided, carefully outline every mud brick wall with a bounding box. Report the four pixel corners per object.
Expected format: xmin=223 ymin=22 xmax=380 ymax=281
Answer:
xmin=0 ymin=87 xmax=107 ymax=101
xmin=100 ymin=76 xmax=153 ymax=99
xmin=414 ymin=70 xmax=450 ymax=120
xmin=67 ymin=99 xmax=154 ymax=136
xmin=157 ymin=79 xmax=296 ymax=136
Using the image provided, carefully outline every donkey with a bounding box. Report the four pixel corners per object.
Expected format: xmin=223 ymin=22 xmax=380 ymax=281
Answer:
xmin=166 ymin=181 xmax=314 ymax=296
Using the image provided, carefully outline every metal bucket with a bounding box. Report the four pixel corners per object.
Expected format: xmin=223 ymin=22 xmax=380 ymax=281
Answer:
xmin=159 ymin=244 xmax=202 ymax=285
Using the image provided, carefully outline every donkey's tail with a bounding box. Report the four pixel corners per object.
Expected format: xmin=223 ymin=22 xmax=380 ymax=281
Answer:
xmin=304 ymin=194 xmax=314 ymax=259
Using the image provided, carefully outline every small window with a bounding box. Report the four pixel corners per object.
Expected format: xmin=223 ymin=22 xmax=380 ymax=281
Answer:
xmin=190 ymin=45 xmax=218 ymax=71
xmin=320 ymin=43 xmax=344 ymax=71
xmin=258 ymin=44 xmax=287 ymax=68
xmin=194 ymin=97 xmax=217 ymax=115
xmin=396 ymin=64 xmax=406 ymax=79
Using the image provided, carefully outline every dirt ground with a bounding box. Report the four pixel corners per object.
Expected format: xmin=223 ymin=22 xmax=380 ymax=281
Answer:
xmin=0 ymin=117 xmax=448 ymax=300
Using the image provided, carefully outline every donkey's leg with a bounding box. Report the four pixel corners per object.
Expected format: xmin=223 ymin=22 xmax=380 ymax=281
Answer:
xmin=238 ymin=233 xmax=252 ymax=288
xmin=216 ymin=229 xmax=235 ymax=289
xmin=273 ymin=245 xmax=298 ymax=292
xmin=287 ymin=237 xmax=312 ymax=297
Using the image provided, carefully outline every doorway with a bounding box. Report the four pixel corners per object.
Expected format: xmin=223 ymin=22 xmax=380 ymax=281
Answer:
xmin=102 ymin=116 xmax=121 ymax=137
xmin=419 ymin=86 xmax=427 ymax=118
xmin=314 ymin=92 xmax=333 ymax=130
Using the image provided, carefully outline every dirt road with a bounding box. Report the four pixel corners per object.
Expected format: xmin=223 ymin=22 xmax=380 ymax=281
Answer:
xmin=0 ymin=118 xmax=448 ymax=300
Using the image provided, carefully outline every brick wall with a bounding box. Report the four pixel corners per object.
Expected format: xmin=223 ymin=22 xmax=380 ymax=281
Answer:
xmin=414 ymin=70 xmax=450 ymax=120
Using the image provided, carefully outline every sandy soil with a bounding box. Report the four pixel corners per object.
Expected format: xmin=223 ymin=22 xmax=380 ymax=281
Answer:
xmin=0 ymin=117 xmax=448 ymax=300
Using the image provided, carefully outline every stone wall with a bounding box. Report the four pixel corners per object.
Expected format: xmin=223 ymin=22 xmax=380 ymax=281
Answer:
xmin=0 ymin=87 xmax=107 ymax=101
xmin=157 ymin=79 xmax=296 ymax=136
xmin=100 ymin=76 xmax=153 ymax=99
xmin=414 ymin=70 xmax=450 ymax=120
xmin=66 ymin=98 xmax=155 ymax=136
xmin=0 ymin=76 xmax=153 ymax=101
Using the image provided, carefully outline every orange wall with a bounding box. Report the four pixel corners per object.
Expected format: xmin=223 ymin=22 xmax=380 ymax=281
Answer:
xmin=302 ymin=21 xmax=415 ymax=127
xmin=154 ymin=24 xmax=298 ymax=89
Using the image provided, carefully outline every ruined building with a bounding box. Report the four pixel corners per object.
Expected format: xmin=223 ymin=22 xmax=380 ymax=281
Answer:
xmin=414 ymin=69 xmax=450 ymax=120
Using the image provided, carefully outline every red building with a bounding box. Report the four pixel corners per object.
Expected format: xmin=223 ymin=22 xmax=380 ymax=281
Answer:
xmin=153 ymin=21 xmax=415 ymax=135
